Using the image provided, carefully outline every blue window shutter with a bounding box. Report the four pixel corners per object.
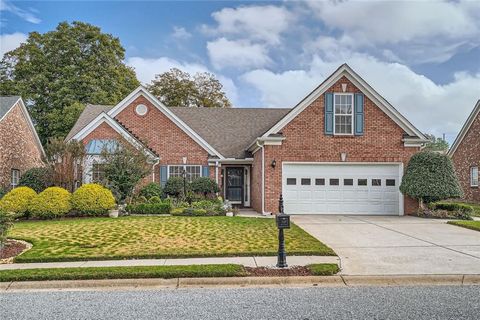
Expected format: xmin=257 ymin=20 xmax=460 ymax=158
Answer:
xmin=202 ymin=166 xmax=210 ymax=178
xmin=354 ymin=93 xmax=364 ymax=136
xmin=324 ymin=93 xmax=334 ymax=135
xmin=160 ymin=166 xmax=168 ymax=187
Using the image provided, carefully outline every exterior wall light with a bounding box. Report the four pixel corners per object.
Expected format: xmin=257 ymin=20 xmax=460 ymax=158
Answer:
xmin=271 ymin=159 xmax=277 ymax=168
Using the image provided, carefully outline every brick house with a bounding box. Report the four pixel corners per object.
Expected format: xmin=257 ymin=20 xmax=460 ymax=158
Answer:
xmin=66 ymin=64 xmax=427 ymax=215
xmin=448 ymin=100 xmax=480 ymax=203
xmin=0 ymin=96 xmax=45 ymax=190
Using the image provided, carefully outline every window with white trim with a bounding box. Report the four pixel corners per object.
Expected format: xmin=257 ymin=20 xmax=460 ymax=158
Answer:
xmin=168 ymin=165 xmax=201 ymax=182
xmin=471 ymin=166 xmax=479 ymax=187
xmin=334 ymin=94 xmax=353 ymax=135
xmin=92 ymin=163 xmax=106 ymax=183
xmin=11 ymin=169 xmax=20 ymax=187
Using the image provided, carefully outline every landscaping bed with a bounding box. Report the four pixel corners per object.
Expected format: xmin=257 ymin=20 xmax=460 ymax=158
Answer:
xmin=0 ymin=240 xmax=28 ymax=261
xmin=8 ymin=216 xmax=335 ymax=262
xmin=0 ymin=263 xmax=339 ymax=282
xmin=447 ymin=221 xmax=480 ymax=232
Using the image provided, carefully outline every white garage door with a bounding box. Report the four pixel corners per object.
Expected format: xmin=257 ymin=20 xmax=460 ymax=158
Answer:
xmin=283 ymin=163 xmax=402 ymax=215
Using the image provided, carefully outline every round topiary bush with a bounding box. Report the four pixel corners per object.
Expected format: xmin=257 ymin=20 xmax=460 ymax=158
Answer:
xmin=400 ymin=151 xmax=463 ymax=208
xmin=190 ymin=177 xmax=220 ymax=197
xmin=164 ymin=177 xmax=189 ymax=198
xmin=29 ymin=187 xmax=72 ymax=219
xmin=0 ymin=186 xmax=37 ymax=218
xmin=139 ymin=183 xmax=163 ymax=199
xmin=71 ymin=184 xmax=116 ymax=216
xmin=18 ymin=167 xmax=53 ymax=193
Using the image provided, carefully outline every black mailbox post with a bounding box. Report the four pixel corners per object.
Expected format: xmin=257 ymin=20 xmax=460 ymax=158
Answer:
xmin=276 ymin=194 xmax=290 ymax=268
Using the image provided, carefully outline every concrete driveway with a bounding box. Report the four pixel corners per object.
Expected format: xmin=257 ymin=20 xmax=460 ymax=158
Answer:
xmin=292 ymin=215 xmax=480 ymax=275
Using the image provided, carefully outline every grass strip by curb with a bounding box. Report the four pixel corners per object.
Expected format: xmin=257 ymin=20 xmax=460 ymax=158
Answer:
xmin=0 ymin=264 xmax=246 ymax=282
xmin=448 ymin=220 xmax=480 ymax=232
xmin=0 ymin=263 xmax=340 ymax=282
xmin=307 ymin=263 xmax=340 ymax=276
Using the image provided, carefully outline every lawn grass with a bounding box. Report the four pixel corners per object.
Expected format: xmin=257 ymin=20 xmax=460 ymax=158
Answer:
xmin=307 ymin=263 xmax=340 ymax=276
xmin=448 ymin=220 xmax=480 ymax=232
xmin=8 ymin=216 xmax=335 ymax=262
xmin=0 ymin=264 xmax=246 ymax=282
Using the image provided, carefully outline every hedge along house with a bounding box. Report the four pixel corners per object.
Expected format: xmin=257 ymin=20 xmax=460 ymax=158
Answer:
xmin=66 ymin=64 xmax=427 ymax=215
xmin=0 ymin=96 xmax=45 ymax=190
xmin=448 ymin=100 xmax=480 ymax=203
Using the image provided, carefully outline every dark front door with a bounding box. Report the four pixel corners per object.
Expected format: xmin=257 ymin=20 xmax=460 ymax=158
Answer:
xmin=226 ymin=167 xmax=244 ymax=203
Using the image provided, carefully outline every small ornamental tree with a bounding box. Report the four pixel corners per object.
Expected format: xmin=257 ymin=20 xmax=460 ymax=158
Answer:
xmin=190 ymin=177 xmax=220 ymax=198
xmin=163 ymin=177 xmax=188 ymax=199
xmin=400 ymin=151 xmax=463 ymax=209
xmin=139 ymin=183 xmax=163 ymax=199
xmin=100 ymin=142 xmax=151 ymax=203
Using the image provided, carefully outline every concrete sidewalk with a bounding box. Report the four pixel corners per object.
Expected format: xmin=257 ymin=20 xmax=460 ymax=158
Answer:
xmin=0 ymin=255 xmax=339 ymax=270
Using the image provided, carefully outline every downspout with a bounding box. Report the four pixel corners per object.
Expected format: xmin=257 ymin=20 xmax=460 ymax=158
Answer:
xmin=151 ymin=158 xmax=160 ymax=183
xmin=256 ymin=141 xmax=266 ymax=215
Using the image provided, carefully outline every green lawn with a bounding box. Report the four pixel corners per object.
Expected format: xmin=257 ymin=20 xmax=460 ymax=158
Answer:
xmin=8 ymin=216 xmax=335 ymax=262
xmin=448 ymin=220 xmax=480 ymax=232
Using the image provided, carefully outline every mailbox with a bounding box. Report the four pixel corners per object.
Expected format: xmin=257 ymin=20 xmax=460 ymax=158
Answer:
xmin=276 ymin=214 xmax=290 ymax=229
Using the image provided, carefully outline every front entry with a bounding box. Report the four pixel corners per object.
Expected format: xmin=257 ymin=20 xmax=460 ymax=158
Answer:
xmin=226 ymin=167 xmax=244 ymax=205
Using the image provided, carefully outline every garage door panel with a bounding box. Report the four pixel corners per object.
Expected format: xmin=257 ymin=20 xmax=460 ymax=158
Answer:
xmin=283 ymin=163 xmax=401 ymax=215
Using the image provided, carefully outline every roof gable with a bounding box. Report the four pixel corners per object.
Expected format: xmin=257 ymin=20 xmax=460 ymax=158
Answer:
xmin=261 ymin=64 xmax=427 ymax=142
xmin=448 ymin=100 xmax=480 ymax=156
xmin=107 ymin=86 xmax=225 ymax=159
xmin=0 ymin=96 xmax=45 ymax=158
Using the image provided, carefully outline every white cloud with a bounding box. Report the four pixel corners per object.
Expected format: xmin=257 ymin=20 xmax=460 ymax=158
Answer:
xmin=207 ymin=38 xmax=272 ymax=70
xmin=126 ymin=56 xmax=239 ymax=105
xmin=202 ymin=5 xmax=295 ymax=45
xmin=0 ymin=32 xmax=27 ymax=57
xmin=242 ymin=54 xmax=480 ymax=139
xmin=304 ymin=0 xmax=480 ymax=63
xmin=171 ymin=26 xmax=191 ymax=40
xmin=0 ymin=0 xmax=41 ymax=24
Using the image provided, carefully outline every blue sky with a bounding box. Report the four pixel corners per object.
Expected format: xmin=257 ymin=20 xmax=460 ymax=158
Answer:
xmin=1 ymin=0 xmax=479 ymax=143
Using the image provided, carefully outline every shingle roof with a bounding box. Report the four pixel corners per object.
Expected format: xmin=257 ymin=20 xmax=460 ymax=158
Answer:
xmin=65 ymin=104 xmax=113 ymax=140
xmin=169 ymin=107 xmax=290 ymax=158
xmin=67 ymin=105 xmax=290 ymax=158
xmin=0 ymin=96 xmax=21 ymax=120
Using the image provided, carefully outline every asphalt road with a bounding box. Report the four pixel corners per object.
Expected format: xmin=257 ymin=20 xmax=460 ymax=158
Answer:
xmin=1 ymin=286 xmax=479 ymax=320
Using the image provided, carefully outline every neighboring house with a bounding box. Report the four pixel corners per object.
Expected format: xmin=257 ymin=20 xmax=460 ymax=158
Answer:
xmin=448 ymin=100 xmax=480 ymax=203
xmin=66 ymin=64 xmax=427 ymax=215
xmin=0 ymin=96 xmax=45 ymax=190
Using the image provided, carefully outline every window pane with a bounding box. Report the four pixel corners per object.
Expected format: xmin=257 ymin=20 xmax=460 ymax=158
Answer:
xmin=344 ymin=179 xmax=353 ymax=186
xmin=301 ymin=178 xmax=311 ymax=185
xmin=358 ymin=179 xmax=367 ymax=186
xmin=386 ymin=179 xmax=396 ymax=186
xmin=286 ymin=178 xmax=296 ymax=185
xmin=330 ymin=178 xmax=339 ymax=186
xmin=472 ymin=167 xmax=479 ymax=186
xmin=315 ymin=178 xmax=325 ymax=186
xmin=372 ymin=179 xmax=382 ymax=186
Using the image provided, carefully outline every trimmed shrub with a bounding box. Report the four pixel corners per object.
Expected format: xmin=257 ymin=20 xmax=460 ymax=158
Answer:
xmin=0 ymin=187 xmax=37 ymax=218
xmin=126 ymin=202 xmax=171 ymax=215
xmin=164 ymin=176 xmax=189 ymax=198
xmin=400 ymin=151 xmax=463 ymax=207
xmin=174 ymin=208 xmax=208 ymax=216
xmin=29 ymin=187 xmax=72 ymax=219
xmin=170 ymin=207 xmax=185 ymax=215
xmin=191 ymin=199 xmax=225 ymax=215
xmin=0 ymin=209 xmax=13 ymax=248
xmin=190 ymin=177 xmax=219 ymax=197
xmin=18 ymin=167 xmax=53 ymax=193
xmin=71 ymin=184 xmax=116 ymax=216
xmin=425 ymin=202 xmax=473 ymax=220
xmin=139 ymin=183 xmax=163 ymax=200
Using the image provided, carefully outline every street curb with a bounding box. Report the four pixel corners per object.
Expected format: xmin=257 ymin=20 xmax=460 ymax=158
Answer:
xmin=2 ymin=275 xmax=479 ymax=292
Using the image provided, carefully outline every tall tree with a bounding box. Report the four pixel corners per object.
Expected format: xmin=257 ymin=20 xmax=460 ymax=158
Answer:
xmin=0 ymin=21 xmax=140 ymax=143
xmin=148 ymin=68 xmax=231 ymax=108
xmin=423 ymin=134 xmax=449 ymax=152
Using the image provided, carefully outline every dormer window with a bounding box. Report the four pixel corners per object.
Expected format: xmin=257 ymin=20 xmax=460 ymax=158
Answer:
xmin=334 ymin=93 xmax=353 ymax=135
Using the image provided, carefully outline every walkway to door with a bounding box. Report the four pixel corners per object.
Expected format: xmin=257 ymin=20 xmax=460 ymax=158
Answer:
xmin=292 ymin=215 xmax=480 ymax=275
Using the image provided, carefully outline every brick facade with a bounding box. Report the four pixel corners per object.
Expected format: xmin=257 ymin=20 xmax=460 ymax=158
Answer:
xmin=451 ymin=110 xmax=480 ymax=203
xmin=0 ymin=102 xmax=44 ymax=189
xmin=259 ymin=76 xmax=420 ymax=213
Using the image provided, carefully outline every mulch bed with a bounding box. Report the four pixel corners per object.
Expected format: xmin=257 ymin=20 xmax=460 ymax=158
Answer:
xmin=0 ymin=240 xmax=28 ymax=260
xmin=246 ymin=266 xmax=312 ymax=277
